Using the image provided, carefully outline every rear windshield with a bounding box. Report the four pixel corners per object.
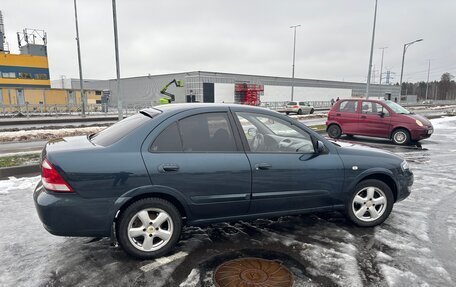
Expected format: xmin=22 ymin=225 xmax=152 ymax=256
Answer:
xmin=287 ymin=102 xmax=297 ymax=105
xmin=90 ymin=113 xmax=151 ymax=146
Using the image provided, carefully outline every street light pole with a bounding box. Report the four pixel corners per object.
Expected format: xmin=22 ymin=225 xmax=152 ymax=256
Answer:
xmin=290 ymin=25 xmax=300 ymax=101
xmin=379 ymin=47 xmax=387 ymax=85
xmin=399 ymin=38 xmax=423 ymax=95
xmin=425 ymin=59 xmax=431 ymax=101
xmin=112 ymin=0 xmax=122 ymax=120
xmin=365 ymin=0 xmax=378 ymax=99
xmin=73 ymin=0 xmax=85 ymax=117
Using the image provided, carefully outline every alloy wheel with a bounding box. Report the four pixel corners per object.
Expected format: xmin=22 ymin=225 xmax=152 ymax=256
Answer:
xmin=127 ymin=208 xmax=174 ymax=252
xmin=352 ymin=186 xmax=387 ymax=222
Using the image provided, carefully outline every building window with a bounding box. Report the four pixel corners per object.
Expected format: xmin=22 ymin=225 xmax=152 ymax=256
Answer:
xmin=2 ymin=72 xmax=16 ymax=78
xmin=19 ymin=72 xmax=33 ymax=79
xmin=34 ymin=74 xmax=49 ymax=80
xmin=95 ymin=91 xmax=102 ymax=95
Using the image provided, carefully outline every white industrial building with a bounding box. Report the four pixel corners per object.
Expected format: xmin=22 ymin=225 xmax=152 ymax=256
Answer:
xmin=51 ymin=71 xmax=400 ymax=107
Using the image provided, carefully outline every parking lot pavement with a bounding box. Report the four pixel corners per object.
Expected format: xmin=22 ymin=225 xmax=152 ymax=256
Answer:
xmin=1 ymin=117 xmax=455 ymax=287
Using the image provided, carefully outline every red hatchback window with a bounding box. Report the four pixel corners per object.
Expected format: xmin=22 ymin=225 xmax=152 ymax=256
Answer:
xmin=338 ymin=101 xmax=358 ymax=113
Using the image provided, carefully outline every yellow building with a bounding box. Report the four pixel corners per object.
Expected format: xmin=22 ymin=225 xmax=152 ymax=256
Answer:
xmin=0 ymin=53 xmax=50 ymax=88
xmin=0 ymin=87 xmax=102 ymax=113
xmin=0 ymin=22 xmax=102 ymax=112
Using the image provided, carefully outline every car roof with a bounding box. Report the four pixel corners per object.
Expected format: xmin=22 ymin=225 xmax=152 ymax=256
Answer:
xmin=141 ymin=103 xmax=274 ymax=116
xmin=339 ymin=98 xmax=387 ymax=103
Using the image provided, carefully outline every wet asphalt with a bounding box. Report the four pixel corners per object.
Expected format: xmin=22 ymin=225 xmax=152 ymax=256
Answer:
xmin=0 ymin=117 xmax=455 ymax=287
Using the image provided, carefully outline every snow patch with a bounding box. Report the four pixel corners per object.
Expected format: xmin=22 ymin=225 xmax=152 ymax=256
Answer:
xmin=179 ymin=268 xmax=200 ymax=287
xmin=379 ymin=264 xmax=430 ymax=287
xmin=0 ymin=176 xmax=40 ymax=195
xmin=0 ymin=126 xmax=107 ymax=142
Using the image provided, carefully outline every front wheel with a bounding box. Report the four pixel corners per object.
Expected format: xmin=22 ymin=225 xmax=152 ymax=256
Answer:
xmin=392 ymin=128 xmax=410 ymax=145
xmin=345 ymin=179 xmax=394 ymax=227
xmin=310 ymin=108 xmax=314 ymax=114
xmin=297 ymin=109 xmax=303 ymax=115
xmin=117 ymin=198 xmax=182 ymax=259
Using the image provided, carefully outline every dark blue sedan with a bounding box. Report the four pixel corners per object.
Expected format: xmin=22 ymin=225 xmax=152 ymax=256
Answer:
xmin=34 ymin=104 xmax=413 ymax=259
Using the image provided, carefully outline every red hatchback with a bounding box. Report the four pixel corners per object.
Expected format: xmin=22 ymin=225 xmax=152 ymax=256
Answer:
xmin=326 ymin=99 xmax=433 ymax=145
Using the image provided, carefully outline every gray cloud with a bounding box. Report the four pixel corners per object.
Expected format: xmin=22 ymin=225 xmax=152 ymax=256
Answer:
xmin=2 ymin=0 xmax=454 ymax=83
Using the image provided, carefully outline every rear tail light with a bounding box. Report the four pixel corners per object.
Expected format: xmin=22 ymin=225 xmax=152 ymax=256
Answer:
xmin=41 ymin=159 xmax=74 ymax=192
xmin=293 ymin=105 xmax=299 ymax=108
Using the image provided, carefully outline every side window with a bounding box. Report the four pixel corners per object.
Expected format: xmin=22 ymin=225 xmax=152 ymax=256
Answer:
xmin=376 ymin=103 xmax=389 ymax=116
xmin=236 ymin=112 xmax=315 ymax=153
xmin=150 ymin=122 xmax=182 ymax=152
xmin=338 ymin=101 xmax=358 ymax=113
xmin=361 ymin=101 xmax=374 ymax=114
xmin=179 ymin=113 xmax=237 ymax=152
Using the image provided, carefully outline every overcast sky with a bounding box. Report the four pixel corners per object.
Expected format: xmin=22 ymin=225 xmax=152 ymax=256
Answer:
xmin=2 ymin=0 xmax=455 ymax=83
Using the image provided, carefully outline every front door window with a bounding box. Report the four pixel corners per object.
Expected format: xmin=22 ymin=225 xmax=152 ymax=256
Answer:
xmin=236 ymin=112 xmax=315 ymax=153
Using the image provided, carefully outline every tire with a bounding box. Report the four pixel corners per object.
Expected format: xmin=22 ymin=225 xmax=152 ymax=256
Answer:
xmin=391 ymin=128 xmax=410 ymax=145
xmin=297 ymin=109 xmax=303 ymax=115
xmin=116 ymin=198 xmax=182 ymax=259
xmin=285 ymin=112 xmax=290 ymax=115
xmin=327 ymin=124 xmax=342 ymax=139
xmin=345 ymin=179 xmax=394 ymax=227
xmin=310 ymin=108 xmax=314 ymax=114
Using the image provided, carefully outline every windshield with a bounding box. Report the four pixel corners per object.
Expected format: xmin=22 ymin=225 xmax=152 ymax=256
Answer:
xmin=384 ymin=100 xmax=411 ymax=114
xmin=287 ymin=102 xmax=297 ymax=105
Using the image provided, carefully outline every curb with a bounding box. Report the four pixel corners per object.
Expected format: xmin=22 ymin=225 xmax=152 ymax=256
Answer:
xmin=0 ymin=164 xmax=40 ymax=179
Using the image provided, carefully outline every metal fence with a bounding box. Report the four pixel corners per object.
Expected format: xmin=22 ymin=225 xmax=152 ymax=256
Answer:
xmin=1 ymin=99 xmax=454 ymax=118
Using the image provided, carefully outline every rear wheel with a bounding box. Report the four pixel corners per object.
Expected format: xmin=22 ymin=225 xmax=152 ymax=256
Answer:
xmin=285 ymin=112 xmax=290 ymax=115
xmin=327 ymin=124 xmax=342 ymax=139
xmin=117 ymin=198 xmax=182 ymax=259
xmin=346 ymin=179 xmax=394 ymax=227
xmin=297 ymin=109 xmax=303 ymax=115
xmin=392 ymin=128 xmax=410 ymax=145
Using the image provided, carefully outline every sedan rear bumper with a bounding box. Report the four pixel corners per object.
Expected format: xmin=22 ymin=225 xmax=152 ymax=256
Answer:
xmin=33 ymin=182 xmax=115 ymax=237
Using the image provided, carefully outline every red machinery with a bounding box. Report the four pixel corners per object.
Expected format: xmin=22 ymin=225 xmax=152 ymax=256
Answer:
xmin=235 ymin=83 xmax=264 ymax=106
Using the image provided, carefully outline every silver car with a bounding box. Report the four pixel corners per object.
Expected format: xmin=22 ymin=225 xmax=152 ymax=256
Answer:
xmin=279 ymin=101 xmax=315 ymax=115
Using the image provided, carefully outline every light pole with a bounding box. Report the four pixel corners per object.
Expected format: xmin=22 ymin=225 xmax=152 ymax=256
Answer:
xmin=112 ymin=0 xmax=122 ymax=120
xmin=425 ymin=59 xmax=431 ymax=101
xmin=399 ymin=38 xmax=423 ymax=95
xmin=365 ymin=0 xmax=378 ymax=99
xmin=290 ymin=24 xmax=300 ymax=101
xmin=379 ymin=47 xmax=387 ymax=85
xmin=378 ymin=47 xmax=387 ymax=99
xmin=73 ymin=0 xmax=85 ymax=117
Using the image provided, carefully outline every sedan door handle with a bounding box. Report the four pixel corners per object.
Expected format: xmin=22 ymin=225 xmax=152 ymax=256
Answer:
xmin=255 ymin=163 xmax=272 ymax=170
xmin=336 ymin=113 xmax=341 ymax=116
xmin=360 ymin=115 xmax=366 ymax=119
xmin=158 ymin=164 xmax=180 ymax=173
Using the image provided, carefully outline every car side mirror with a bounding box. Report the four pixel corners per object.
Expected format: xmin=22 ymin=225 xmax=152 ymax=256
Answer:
xmin=316 ymin=140 xmax=325 ymax=153
xmin=378 ymin=111 xmax=385 ymax=117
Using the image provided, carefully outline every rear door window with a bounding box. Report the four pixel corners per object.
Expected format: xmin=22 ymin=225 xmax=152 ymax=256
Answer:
xmin=338 ymin=101 xmax=358 ymax=113
xmin=179 ymin=113 xmax=237 ymax=152
xmin=150 ymin=122 xmax=182 ymax=152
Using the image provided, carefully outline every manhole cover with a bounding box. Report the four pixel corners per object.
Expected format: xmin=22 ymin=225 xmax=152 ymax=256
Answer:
xmin=214 ymin=257 xmax=293 ymax=287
